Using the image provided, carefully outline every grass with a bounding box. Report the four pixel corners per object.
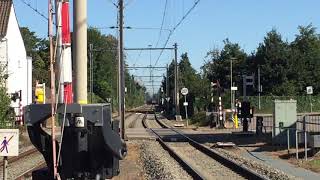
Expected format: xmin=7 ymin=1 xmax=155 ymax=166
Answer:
xmin=306 ymin=159 xmax=320 ymax=172
xmin=294 ymin=156 xmax=320 ymax=173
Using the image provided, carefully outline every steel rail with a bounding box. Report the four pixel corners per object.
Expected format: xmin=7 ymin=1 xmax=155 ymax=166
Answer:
xmin=171 ymin=128 xmax=268 ymax=180
xmin=0 ymin=148 xmax=39 ymax=167
xmin=152 ymin=113 xmax=268 ymax=180
xmin=142 ymin=113 xmax=204 ymax=179
xmin=15 ymin=161 xmax=47 ymax=180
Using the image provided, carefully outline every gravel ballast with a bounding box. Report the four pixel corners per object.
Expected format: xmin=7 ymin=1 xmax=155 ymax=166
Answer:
xmin=145 ymin=114 xmax=162 ymax=128
xmin=140 ymin=140 xmax=192 ymax=180
xmin=168 ymin=142 xmax=245 ymax=179
xmin=211 ymin=146 xmax=297 ymax=180
xmin=0 ymin=152 xmax=44 ymax=179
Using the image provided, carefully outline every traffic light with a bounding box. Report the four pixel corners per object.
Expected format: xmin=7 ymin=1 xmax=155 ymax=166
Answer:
xmin=10 ymin=90 xmax=21 ymax=102
xmin=237 ymin=101 xmax=253 ymax=118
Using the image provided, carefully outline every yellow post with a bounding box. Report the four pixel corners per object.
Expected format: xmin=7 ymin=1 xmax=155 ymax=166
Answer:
xmin=35 ymin=83 xmax=45 ymax=104
xmin=234 ymin=113 xmax=239 ymax=128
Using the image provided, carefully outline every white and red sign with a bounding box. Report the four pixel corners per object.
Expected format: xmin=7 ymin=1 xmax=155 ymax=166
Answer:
xmin=0 ymin=129 xmax=19 ymax=157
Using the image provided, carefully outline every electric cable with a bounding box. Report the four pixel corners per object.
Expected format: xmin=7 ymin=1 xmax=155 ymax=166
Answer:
xmin=107 ymin=0 xmax=118 ymax=8
xmin=132 ymin=49 xmax=143 ymax=66
xmin=154 ymin=0 xmax=168 ymax=48
xmin=154 ymin=0 xmax=201 ymax=66
xmin=19 ymin=0 xmax=49 ymax=23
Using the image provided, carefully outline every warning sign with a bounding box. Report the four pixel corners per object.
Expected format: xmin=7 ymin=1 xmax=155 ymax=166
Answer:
xmin=0 ymin=129 xmax=19 ymax=156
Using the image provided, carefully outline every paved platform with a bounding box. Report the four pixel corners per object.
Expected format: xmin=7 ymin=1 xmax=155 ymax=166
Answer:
xmin=242 ymin=151 xmax=320 ymax=180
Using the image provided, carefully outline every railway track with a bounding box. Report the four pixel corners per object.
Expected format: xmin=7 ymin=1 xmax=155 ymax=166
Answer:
xmin=0 ymin=148 xmax=38 ymax=167
xmin=0 ymin=147 xmax=45 ymax=179
xmin=15 ymin=161 xmax=47 ymax=180
xmin=142 ymin=113 xmax=268 ymax=180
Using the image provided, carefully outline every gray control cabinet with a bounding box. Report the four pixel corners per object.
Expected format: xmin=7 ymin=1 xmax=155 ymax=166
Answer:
xmin=273 ymin=100 xmax=297 ymax=144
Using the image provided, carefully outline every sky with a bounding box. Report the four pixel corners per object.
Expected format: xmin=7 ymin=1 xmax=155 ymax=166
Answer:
xmin=13 ymin=0 xmax=320 ymax=93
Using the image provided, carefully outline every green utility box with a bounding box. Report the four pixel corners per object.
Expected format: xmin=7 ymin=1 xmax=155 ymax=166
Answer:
xmin=273 ymin=100 xmax=297 ymax=145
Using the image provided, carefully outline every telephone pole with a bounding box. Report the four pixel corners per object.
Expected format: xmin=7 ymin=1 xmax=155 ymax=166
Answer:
xmin=89 ymin=44 xmax=93 ymax=103
xmin=166 ymin=64 xmax=169 ymax=98
xmin=174 ymin=43 xmax=179 ymax=115
xmin=48 ymin=0 xmax=57 ymax=178
xmin=74 ymin=0 xmax=88 ymax=104
xmin=118 ymin=0 xmax=125 ymax=139
xmin=230 ymin=57 xmax=233 ymax=110
xmin=258 ymin=66 xmax=261 ymax=110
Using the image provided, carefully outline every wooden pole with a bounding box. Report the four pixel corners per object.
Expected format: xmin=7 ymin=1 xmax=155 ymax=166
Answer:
xmin=48 ymin=0 xmax=58 ymax=178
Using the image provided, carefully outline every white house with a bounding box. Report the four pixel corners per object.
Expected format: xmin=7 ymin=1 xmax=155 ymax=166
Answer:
xmin=0 ymin=0 xmax=32 ymax=115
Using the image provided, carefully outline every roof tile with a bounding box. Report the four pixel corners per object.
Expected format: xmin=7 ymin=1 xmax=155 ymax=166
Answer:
xmin=0 ymin=0 xmax=12 ymax=38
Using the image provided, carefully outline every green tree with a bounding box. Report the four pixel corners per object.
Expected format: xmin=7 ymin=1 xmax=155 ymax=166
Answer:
xmin=255 ymin=29 xmax=293 ymax=95
xmin=202 ymin=39 xmax=247 ymax=97
xmin=20 ymin=27 xmax=50 ymax=85
xmin=290 ymin=24 xmax=320 ymax=94
xmin=0 ymin=65 xmax=14 ymax=128
xmin=161 ymin=53 xmax=210 ymax=117
xmin=88 ymin=27 xmax=146 ymax=109
xmin=178 ymin=53 xmax=199 ymax=117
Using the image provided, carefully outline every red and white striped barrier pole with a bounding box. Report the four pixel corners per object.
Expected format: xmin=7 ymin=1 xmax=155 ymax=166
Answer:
xmin=18 ymin=99 xmax=23 ymax=125
xmin=218 ymin=96 xmax=223 ymax=127
xmin=61 ymin=0 xmax=73 ymax=104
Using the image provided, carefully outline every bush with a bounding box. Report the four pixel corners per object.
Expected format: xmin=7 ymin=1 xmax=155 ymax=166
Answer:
xmin=190 ymin=111 xmax=209 ymax=126
xmin=0 ymin=66 xmax=15 ymax=128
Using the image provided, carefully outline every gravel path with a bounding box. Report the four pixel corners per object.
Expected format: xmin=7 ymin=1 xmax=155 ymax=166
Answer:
xmin=0 ymin=151 xmax=44 ymax=179
xmin=168 ymin=142 xmax=245 ymax=180
xmin=139 ymin=140 xmax=192 ymax=180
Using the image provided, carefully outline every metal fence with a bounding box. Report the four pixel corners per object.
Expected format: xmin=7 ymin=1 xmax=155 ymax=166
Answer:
xmin=207 ymin=112 xmax=320 ymax=136
xmin=296 ymin=113 xmax=320 ymax=133
xmin=247 ymin=113 xmax=320 ymax=134
xmin=248 ymin=114 xmax=273 ymax=133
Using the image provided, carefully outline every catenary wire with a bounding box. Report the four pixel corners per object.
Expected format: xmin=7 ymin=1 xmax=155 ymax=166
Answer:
xmin=154 ymin=0 xmax=168 ymax=48
xmin=19 ymin=0 xmax=49 ymax=23
xmin=154 ymin=0 xmax=201 ymax=66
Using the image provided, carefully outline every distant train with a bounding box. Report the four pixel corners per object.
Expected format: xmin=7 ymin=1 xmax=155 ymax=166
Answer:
xmin=146 ymin=99 xmax=158 ymax=105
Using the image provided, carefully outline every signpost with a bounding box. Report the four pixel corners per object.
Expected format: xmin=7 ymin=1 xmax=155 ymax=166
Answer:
xmin=181 ymin=88 xmax=189 ymax=126
xmin=231 ymin=86 xmax=237 ymax=111
xmin=0 ymin=129 xmax=19 ymax=180
xmin=307 ymin=86 xmax=313 ymax=112
xmin=181 ymin=88 xmax=188 ymax=96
